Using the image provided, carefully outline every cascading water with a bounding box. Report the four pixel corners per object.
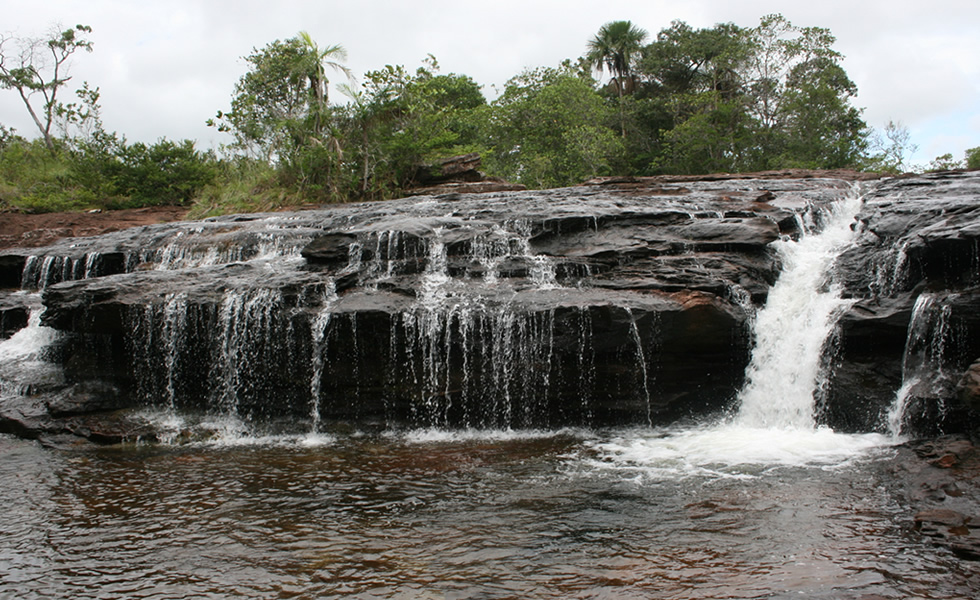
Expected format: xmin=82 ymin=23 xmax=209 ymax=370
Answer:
xmin=307 ymin=283 xmax=338 ymax=438
xmin=625 ymin=307 xmax=653 ymax=426
xmin=20 ymin=252 xmax=105 ymax=289
xmin=886 ymin=292 xmax=957 ymax=437
xmin=387 ymin=226 xmax=564 ymax=430
xmin=591 ymin=188 xmax=890 ymax=472
xmin=734 ymin=192 xmax=864 ymax=429
xmin=0 ymin=302 xmax=62 ymax=399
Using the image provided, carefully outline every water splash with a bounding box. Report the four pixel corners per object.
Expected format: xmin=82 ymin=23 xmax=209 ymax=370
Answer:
xmin=0 ymin=301 xmax=62 ymax=398
xmin=735 ymin=193 xmax=863 ymax=429
xmin=308 ymin=282 xmax=338 ymax=434
xmin=886 ymin=293 xmax=957 ymax=437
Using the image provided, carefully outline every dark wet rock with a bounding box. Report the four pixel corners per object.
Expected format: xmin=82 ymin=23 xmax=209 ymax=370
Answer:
xmin=956 ymin=360 xmax=980 ymax=413
xmin=891 ymin=437 xmax=980 ymax=561
xmin=411 ymin=152 xmax=484 ymax=186
xmin=0 ymin=295 xmax=31 ymax=338
xmin=4 ymin=171 xmax=980 ymax=443
xmin=0 ymin=395 xmax=60 ymax=439
xmin=824 ymin=172 xmax=980 ymax=435
xmin=0 ymin=254 xmax=26 ymax=289
xmin=406 ymin=153 xmax=527 ymax=196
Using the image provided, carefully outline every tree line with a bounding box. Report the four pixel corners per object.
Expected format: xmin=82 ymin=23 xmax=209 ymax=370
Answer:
xmin=2 ymin=16 xmax=978 ymax=215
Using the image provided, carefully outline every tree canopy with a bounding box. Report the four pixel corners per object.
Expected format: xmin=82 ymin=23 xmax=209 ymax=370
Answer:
xmin=2 ymin=15 xmax=967 ymax=217
xmin=0 ymin=24 xmax=93 ymax=151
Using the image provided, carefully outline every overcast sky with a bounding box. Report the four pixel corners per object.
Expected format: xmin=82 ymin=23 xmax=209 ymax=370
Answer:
xmin=2 ymin=0 xmax=978 ymax=167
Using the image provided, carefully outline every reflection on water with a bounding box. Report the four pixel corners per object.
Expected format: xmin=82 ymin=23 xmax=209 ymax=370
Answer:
xmin=0 ymin=430 xmax=976 ymax=599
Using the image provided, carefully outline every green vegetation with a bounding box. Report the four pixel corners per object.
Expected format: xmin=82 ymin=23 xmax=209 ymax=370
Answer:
xmin=1 ymin=15 xmax=975 ymax=216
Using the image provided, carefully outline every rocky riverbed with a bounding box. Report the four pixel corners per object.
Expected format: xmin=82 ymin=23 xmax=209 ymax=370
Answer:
xmin=1 ymin=170 xmax=979 ymax=441
xmin=2 ymin=169 xmax=980 ymax=567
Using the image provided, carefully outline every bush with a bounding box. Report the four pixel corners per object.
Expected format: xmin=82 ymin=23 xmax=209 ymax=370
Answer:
xmin=967 ymin=147 xmax=980 ymax=170
xmin=109 ymin=139 xmax=218 ymax=207
xmin=0 ymin=137 xmax=98 ymax=213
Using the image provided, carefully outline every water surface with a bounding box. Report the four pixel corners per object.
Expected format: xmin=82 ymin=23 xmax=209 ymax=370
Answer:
xmin=1 ymin=428 xmax=976 ymax=599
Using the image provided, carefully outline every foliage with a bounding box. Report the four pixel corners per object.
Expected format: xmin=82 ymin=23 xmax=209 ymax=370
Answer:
xmin=0 ymin=135 xmax=92 ymax=212
xmin=586 ymin=20 xmax=648 ymax=99
xmin=863 ymin=120 xmax=918 ymax=173
xmin=926 ymin=153 xmax=961 ymax=172
xmin=925 ymin=147 xmax=980 ymax=172
xmin=586 ymin=21 xmax=648 ymax=139
xmin=483 ymin=63 xmax=623 ymax=188
xmin=0 ymin=24 xmax=93 ymax=152
xmin=966 ymin=147 xmax=980 ymax=170
xmin=186 ymin=157 xmax=292 ymax=218
xmin=0 ymin=15 xmax=924 ymax=217
xmin=105 ymin=139 xmax=218 ymax=207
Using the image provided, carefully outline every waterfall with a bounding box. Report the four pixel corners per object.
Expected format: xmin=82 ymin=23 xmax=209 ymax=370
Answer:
xmin=735 ymin=191 xmax=863 ymax=429
xmin=886 ymin=293 xmax=957 ymax=436
xmin=588 ymin=190 xmax=893 ymax=472
xmin=625 ymin=307 xmax=653 ymax=426
xmin=0 ymin=303 xmax=62 ymax=399
xmin=20 ymin=253 xmax=104 ymax=289
xmin=308 ymin=283 xmax=338 ymax=435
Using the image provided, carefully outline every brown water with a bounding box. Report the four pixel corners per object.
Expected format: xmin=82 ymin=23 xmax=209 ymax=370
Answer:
xmin=0 ymin=429 xmax=977 ymax=599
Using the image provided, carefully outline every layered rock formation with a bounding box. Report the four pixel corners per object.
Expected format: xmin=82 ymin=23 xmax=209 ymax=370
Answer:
xmin=828 ymin=171 xmax=980 ymax=434
xmin=1 ymin=171 xmax=978 ymax=442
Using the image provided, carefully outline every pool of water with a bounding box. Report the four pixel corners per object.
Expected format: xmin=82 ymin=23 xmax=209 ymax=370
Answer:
xmin=0 ymin=428 xmax=977 ymax=599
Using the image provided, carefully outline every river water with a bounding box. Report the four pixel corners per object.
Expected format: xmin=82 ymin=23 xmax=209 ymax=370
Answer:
xmin=1 ymin=427 xmax=978 ymax=599
xmin=3 ymin=190 xmax=979 ymax=597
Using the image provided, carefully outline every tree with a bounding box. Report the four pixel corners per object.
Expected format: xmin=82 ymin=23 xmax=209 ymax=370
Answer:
xmin=295 ymin=31 xmax=352 ymax=135
xmin=634 ymin=14 xmax=868 ymax=173
xmin=776 ymin=57 xmax=867 ymax=168
xmin=636 ymin=20 xmax=751 ymax=173
xmin=587 ymin=20 xmax=649 ymax=96
xmin=864 ymin=120 xmax=918 ymax=173
xmin=484 ymin=63 xmax=623 ymax=188
xmin=639 ymin=20 xmax=747 ymax=98
xmin=927 ymin=153 xmax=961 ymax=172
xmin=346 ymin=57 xmax=487 ymax=194
xmin=966 ymin=147 xmax=980 ymax=170
xmin=586 ymin=21 xmax=648 ymax=136
xmin=0 ymin=24 xmax=93 ymax=152
xmin=210 ymin=33 xmax=350 ymax=163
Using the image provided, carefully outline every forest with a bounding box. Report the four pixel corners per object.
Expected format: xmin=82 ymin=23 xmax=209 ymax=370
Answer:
xmin=2 ymin=15 xmax=978 ymax=216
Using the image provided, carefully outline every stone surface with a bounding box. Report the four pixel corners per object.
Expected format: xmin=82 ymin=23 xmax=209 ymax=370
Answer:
xmin=2 ymin=170 xmax=980 ymax=443
xmin=827 ymin=172 xmax=980 ymax=434
xmin=891 ymin=436 xmax=980 ymax=561
xmin=957 ymin=360 xmax=980 ymax=413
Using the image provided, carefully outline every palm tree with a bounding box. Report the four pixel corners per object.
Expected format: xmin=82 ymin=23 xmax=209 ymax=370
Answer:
xmin=587 ymin=21 xmax=648 ymax=95
xmin=296 ymin=31 xmax=353 ymax=135
xmin=586 ymin=20 xmax=648 ymax=136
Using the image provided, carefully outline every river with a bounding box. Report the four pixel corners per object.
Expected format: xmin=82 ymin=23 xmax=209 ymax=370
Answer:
xmin=1 ymin=427 xmax=977 ymax=599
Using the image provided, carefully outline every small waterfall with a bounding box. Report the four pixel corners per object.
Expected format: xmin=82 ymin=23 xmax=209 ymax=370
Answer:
xmin=735 ymin=192 xmax=863 ymax=429
xmin=20 ymin=253 xmax=104 ymax=289
xmin=148 ymin=230 xmax=309 ymax=271
xmin=212 ymin=288 xmax=285 ymax=417
xmin=308 ymin=283 xmax=338 ymax=435
xmin=625 ymin=307 xmax=653 ymax=426
xmin=0 ymin=303 xmax=62 ymax=399
xmin=886 ymin=293 xmax=957 ymax=436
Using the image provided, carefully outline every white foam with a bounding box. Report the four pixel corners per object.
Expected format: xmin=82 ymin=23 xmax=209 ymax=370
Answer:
xmin=397 ymin=427 xmax=586 ymax=444
xmin=584 ymin=425 xmax=891 ymax=480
